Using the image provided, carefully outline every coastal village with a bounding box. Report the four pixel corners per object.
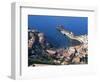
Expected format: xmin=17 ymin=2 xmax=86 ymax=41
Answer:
xmin=28 ymin=26 xmax=88 ymax=67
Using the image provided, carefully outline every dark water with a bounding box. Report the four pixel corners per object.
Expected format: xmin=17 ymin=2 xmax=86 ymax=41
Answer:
xmin=28 ymin=15 xmax=88 ymax=48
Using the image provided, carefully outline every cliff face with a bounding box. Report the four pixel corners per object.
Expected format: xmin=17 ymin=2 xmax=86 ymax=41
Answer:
xmin=28 ymin=29 xmax=88 ymax=66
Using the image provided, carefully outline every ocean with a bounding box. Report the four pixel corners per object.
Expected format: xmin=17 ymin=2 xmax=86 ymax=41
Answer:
xmin=28 ymin=15 xmax=88 ymax=48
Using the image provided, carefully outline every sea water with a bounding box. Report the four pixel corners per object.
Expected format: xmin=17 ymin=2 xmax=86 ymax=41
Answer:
xmin=28 ymin=15 xmax=88 ymax=48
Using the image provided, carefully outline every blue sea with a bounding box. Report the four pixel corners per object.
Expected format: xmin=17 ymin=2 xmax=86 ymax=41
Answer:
xmin=28 ymin=15 xmax=88 ymax=48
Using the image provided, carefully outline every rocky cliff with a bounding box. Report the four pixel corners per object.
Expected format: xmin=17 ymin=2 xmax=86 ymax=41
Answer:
xmin=28 ymin=28 xmax=88 ymax=67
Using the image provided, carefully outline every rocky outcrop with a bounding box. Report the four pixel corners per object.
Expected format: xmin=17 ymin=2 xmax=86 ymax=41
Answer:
xmin=56 ymin=25 xmax=88 ymax=45
xmin=28 ymin=28 xmax=88 ymax=66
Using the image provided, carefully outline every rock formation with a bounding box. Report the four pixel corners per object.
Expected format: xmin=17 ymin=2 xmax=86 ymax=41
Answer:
xmin=28 ymin=26 xmax=88 ymax=66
